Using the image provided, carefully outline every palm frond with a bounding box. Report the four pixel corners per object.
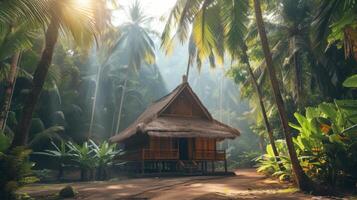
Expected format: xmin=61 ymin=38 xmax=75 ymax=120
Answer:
xmin=220 ymin=0 xmax=249 ymax=58
xmin=0 ymin=24 xmax=37 ymax=61
xmin=0 ymin=0 xmax=50 ymax=26
xmin=160 ymin=0 xmax=204 ymax=55
xmin=28 ymin=126 xmax=64 ymax=148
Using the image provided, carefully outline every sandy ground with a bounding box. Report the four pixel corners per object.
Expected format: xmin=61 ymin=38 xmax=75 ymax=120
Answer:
xmin=20 ymin=169 xmax=345 ymax=200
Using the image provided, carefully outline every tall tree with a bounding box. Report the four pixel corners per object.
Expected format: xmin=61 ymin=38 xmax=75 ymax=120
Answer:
xmin=11 ymin=0 xmax=105 ymax=147
xmin=252 ymin=0 xmax=313 ymax=191
xmin=103 ymin=1 xmax=156 ymax=134
xmin=0 ymin=0 xmax=45 ymax=130
xmin=162 ymin=0 xmax=282 ymax=169
xmin=0 ymin=53 xmax=20 ymax=130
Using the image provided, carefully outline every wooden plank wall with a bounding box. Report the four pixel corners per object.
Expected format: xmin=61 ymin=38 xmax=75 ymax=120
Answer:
xmin=149 ymin=136 xmax=173 ymax=150
xmin=195 ymin=138 xmax=216 ymax=151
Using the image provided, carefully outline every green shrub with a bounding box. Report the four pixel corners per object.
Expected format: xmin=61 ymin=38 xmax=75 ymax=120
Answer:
xmin=0 ymin=145 xmax=38 ymax=200
xmin=255 ymin=140 xmax=292 ymax=181
xmin=256 ymin=100 xmax=357 ymax=187
xmin=230 ymin=151 xmax=261 ymax=168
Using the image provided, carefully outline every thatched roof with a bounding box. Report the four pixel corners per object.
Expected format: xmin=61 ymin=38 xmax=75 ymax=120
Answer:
xmin=109 ymin=81 xmax=240 ymax=143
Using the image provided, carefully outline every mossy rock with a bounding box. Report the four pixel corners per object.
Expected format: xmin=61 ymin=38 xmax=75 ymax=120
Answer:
xmin=59 ymin=185 xmax=76 ymax=198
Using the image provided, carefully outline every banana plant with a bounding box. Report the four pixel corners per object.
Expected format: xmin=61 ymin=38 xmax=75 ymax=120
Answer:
xmin=289 ymin=100 xmax=357 ymax=186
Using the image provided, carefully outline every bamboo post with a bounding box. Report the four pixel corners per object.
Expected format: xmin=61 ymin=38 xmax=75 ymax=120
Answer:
xmin=224 ymin=160 xmax=228 ymax=173
xmin=212 ymin=161 xmax=215 ymax=173
xmin=141 ymin=149 xmax=145 ymax=174
xmin=224 ymin=150 xmax=228 ymax=173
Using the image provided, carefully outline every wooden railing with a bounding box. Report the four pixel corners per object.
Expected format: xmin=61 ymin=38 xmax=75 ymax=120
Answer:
xmin=120 ymin=149 xmax=225 ymax=161
xmin=142 ymin=149 xmax=179 ymax=160
xmin=193 ymin=150 xmax=226 ymax=161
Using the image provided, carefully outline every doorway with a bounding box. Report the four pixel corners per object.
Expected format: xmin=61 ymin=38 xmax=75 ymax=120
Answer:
xmin=179 ymin=138 xmax=189 ymax=160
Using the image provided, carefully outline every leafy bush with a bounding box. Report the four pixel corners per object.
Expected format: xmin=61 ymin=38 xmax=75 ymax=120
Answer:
xmin=255 ymin=140 xmax=292 ymax=181
xmin=0 ymin=133 xmax=38 ymax=200
xmin=65 ymin=141 xmax=96 ymax=181
xmin=290 ymin=101 xmax=357 ymax=187
xmin=256 ymin=100 xmax=357 ymax=187
xmin=230 ymin=151 xmax=261 ymax=168
xmin=38 ymin=139 xmax=121 ymax=181
xmin=90 ymin=140 xmax=120 ymax=180
xmin=34 ymin=141 xmax=70 ymax=180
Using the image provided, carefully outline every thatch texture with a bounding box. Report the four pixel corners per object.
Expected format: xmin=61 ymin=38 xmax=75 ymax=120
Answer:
xmin=109 ymin=82 xmax=240 ymax=143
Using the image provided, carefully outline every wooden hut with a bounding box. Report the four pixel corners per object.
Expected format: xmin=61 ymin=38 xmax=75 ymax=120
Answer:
xmin=109 ymin=76 xmax=240 ymax=174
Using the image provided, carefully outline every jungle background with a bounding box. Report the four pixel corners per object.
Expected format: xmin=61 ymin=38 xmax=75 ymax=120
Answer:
xmin=1 ymin=0 xmax=357 ymax=199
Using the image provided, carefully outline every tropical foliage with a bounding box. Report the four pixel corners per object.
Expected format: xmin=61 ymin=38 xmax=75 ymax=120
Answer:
xmin=1 ymin=0 xmax=357 ymax=197
xmin=257 ymin=99 xmax=357 ymax=188
xmin=37 ymin=139 xmax=121 ymax=181
xmin=0 ymin=133 xmax=38 ymax=200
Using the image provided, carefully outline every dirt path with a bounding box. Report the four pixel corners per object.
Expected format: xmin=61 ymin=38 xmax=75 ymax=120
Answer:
xmin=20 ymin=169 xmax=335 ymax=200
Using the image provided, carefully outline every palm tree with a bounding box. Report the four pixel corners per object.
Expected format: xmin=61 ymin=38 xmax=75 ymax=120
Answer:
xmin=0 ymin=0 xmax=47 ymax=131
xmin=11 ymin=0 xmax=106 ymax=147
xmin=0 ymin=53 xmax=20 ymax=130
xmin=252 ymin=0 xmax=313 ymax=191
xmin=162 ymin=0 xmax=283 ymax=169
xmin=244 ymin=0 xmax=317 ymax=110
xmin=90 ymin=1 xmax=156 ymax=137
xmin=312 ymin=0 xmax=357 ymax=61
xmin=0 ymin=23 xmax=38 ymax=130
xmin=0 ymin=0 xmax=48 ymax=26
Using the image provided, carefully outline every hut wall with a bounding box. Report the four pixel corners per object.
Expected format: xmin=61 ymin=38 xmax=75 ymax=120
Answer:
xmin=124 ymin=134 xmax=149 ymax=151
xmin=161 ymin=89 xmax=208 ymax=119
xmin=149 ymin=136 xmax=174 ymax=150
xmin=195 ymin=138 xmax=216 ymax=151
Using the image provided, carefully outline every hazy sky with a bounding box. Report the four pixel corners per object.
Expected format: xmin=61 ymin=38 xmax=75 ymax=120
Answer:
xmin=113 ymin=0 xmax=177 ymax=31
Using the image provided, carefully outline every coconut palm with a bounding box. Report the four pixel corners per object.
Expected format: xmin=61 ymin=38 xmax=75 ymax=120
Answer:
xmin=162 ymin=0 xmax=313 ymax=190
xmin=162 ymin=0 xmax=284 ymax=170
xmin=89 ymin=0 xmax=157 ymax=138
xmin=0 ymin=0 xmax=46 ymax=132
xmin=11 ymin=0 xmax=107 ymax=147
xmin=252 ymin=0 xmax=313 ymax=191
xmin=0 ymin=0 xmax=49 ymax=27
xmin=0 ymin=23 xmax=38 ymax=130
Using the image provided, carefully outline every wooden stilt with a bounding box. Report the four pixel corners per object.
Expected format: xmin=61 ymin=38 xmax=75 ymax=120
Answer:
xmin=204 ymin=161 xmax=207 ymax=173
xmin=224 ymin=159 xmax=228 ymax=173
xmin=141 ymin=149 xmax=145 ymax=174
xmin=141 ymin=160 xmax=145 ymax=174
xmin=212 ymin=161 xmax=215 ymax=173
xmin=159 ymin=162 xmax=162 ymax=173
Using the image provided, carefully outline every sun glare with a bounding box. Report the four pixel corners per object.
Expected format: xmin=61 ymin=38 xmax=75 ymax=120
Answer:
xmin=73 ymin=0 xmax=92 ymax=10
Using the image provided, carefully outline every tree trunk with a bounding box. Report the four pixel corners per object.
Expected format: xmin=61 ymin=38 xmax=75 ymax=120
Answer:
xmin=10 ymin=19 xmax=60 ymax=147
xmin=292 ymin=37 xmax=303 ymax=110
xmin=253 ymin=0 xmax=313 ymax=191
xmin=241 ymin=46 xmax=284 ymax=171
xmin=115 ymin=79 xmax=127 ymax=134
xmin=88 ymin=64 xmax=102 ymax=139
xmin=0 ymin=53 xmax=20 ymax=130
